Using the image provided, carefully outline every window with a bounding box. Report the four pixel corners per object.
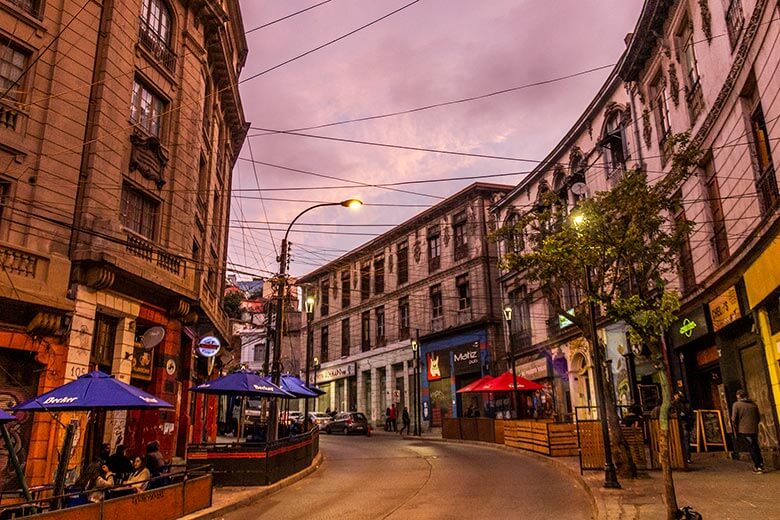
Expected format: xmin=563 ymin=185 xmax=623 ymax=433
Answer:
xmin=361 ymin=311 xmax=371 ymax=351
xmin=253 ymin=342 xmax=264 ymax=363
xmin=0 ymin=180 xmax=9 ymax=223
xmin=91 ymin=314 xmax=118 ymax=374
xmin=677 ymin=17 xmax=703 ymax=121
xmin=453 ymin=211 xmax=468 ymax=260
xmin=130 ymin=80 xmax=164 ymax=137
xmin=430 ymin=284 xmax=443 ymax=319
xmin=398 ymin=297 xmax=410 ymax=339
xmin=373 ymin=255 xmax=385 ymax=294
xmin=320 ymin=326 xmax=329 ymax=363
xmin=602 ymin=112 xmax=629 ymax=177
xmin=320 ymin=279 xmax=330 ymax=317
xmin=0 ymin=42 xmax=27 ymax=101
xmin=340 ymin=270 xmax=351 ymax=309
xmin=701 ymin=155 xmax=729 ymax=264
xmin=341 ymin=318 xmax=351 ymax=357
xmin=397 ymin=241 xmax=409 ymax=285
xmin=360 ymin=263 xmax=370 ymax=301
xmin=456 ymin=274 xmax=471 ymax=310
xmin=8 ymin=0 xmax=41 ymax=17
xmin=725 ymin=0 xmax=745 ymax=48
xmin=743 ymin=74 xmax=778 ymax=214
xmin=140 ymin=0 xmax=171 ymax=45
xmin=505 ymin=213 xmax=523 ymax=253
xmin=560 ymin=282 xmax=581 ymax=312
xmin=375 ymin=306 xmax=385 ymax=345
xmin=427 ymin=229 xmax=441 ymax=272
xmin=651 ymin=73 xmax=672 ymax=145
xmin=121 ymin=184 xmax=158 ymax=239
xmin=508 ymin=287 xmax=531 ymax=334
xmin=674 ymin=193 xmax=696 ymax=293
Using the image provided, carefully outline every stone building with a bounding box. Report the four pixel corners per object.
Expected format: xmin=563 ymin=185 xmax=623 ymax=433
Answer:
xmin=0 ymin=0 xmax=247 ymax=488
xmin=298 ymin=183 xmax=510 ymax=427
xmin=493 ymin=0 xmax=780 ymax=463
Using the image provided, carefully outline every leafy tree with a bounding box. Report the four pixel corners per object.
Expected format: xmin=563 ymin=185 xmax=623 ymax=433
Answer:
xmin=222 ymin=291 xmax=244 ymax=320
xmin=496 ymin=133 xmax=700 ymax=519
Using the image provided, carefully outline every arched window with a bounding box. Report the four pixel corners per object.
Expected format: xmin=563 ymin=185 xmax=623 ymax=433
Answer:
xmin=141 ymin=0 xmax=172 ymax=45
xmin=602 ymin=110 xmax=629 ymax=178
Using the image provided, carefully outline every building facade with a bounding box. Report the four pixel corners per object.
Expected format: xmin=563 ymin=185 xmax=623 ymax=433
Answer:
xmin=0 ymin=0 xmax=247 ymax=488
xmin=493 ymin=0 xmax=780 ymax=464
xmin=298 ymin=184 xmax=510 ymax=427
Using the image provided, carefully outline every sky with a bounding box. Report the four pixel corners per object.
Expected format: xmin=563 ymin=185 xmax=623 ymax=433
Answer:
xmin=230 ymin=0 xmax=644 ymax=280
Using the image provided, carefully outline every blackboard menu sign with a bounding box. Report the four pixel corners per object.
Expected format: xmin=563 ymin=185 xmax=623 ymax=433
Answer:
xmin=638 ymin=384 xmax=660 ymax=412
xmin=694 ymin=409 xmax=727 ymax=452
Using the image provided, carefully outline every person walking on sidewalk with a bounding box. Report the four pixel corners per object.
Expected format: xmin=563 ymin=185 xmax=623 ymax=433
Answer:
xmin=389 ymin=404 xmax=398 ymax=432
xmin=731 ymin=389 xmax=764 ymax=473
xmin=399 ymin=407 xmax=411 ymax=435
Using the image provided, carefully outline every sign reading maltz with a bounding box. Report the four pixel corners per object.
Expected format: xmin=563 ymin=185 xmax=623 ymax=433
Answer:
xmin=452 ymin=342 xmax=481 ymax=375
xmin=709 ymin=286 xmax=741 ymax=332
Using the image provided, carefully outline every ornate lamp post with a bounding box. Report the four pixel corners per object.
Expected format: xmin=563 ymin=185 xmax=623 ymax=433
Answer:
xmin=268 ymin=199 xmax=362 ymax=441
xmin=304 ymin=293 xmax=315 ymax=430
xmin=503 ymin=305 xmax=520 ymax=419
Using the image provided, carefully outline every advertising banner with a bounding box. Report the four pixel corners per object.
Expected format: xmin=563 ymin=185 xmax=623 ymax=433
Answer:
xmin=452 ymin=342 xmax=481 ymax=375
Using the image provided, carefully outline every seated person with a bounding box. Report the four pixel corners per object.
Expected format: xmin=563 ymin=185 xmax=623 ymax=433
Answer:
xmin=88 ymin=464 xmax=114 ymax=503
xmin=125 ymin=456 xmax=151 ymax=493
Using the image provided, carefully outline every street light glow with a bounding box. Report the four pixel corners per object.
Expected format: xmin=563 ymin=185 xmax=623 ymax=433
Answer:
xmin=341 ymin=198 xmax=363 ymax=209
xmin=572 ymin=213 xmax=586 ymax=227
xmin=503 ymin=305 xmax=512 ymax=322
xmin=305 ymin=295 xmax=315 ymax=313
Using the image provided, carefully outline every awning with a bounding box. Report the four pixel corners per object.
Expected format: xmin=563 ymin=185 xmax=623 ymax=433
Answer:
xmin=744 ymin=236 xmax=780 ymax=309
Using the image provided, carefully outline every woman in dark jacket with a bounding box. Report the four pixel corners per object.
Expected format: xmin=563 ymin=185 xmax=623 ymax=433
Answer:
xmin=145 ymin=440 xmax=166 ymax=478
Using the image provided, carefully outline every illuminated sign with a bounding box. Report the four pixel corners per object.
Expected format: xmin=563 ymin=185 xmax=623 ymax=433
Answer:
xmin=679 ymin=319 xmax=697 ymax=338
xmin=559 ymin=309 xmax=575 ymax=329
xmin=197 ymin=336 xmax=221 ymax=357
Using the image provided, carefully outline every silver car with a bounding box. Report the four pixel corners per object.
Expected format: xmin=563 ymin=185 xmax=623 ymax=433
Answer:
xmin=308 ymin=412 xmax=333 ymax=430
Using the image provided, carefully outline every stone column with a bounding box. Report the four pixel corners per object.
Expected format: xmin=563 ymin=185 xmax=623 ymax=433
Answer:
xmin=403 ymin=361 xmax=411 ymax=411
xmin=105 ymin=316 xmax=136 ymax=449
xmin=385 ymin=363 xmax=395 ymax=407
xmin=329 ymin=381 xmax=337 ymax=411
xmin=357 ymin=369 xmax=366 ymax=414
xmin=370 ymin=366 xmax=380 ymax=425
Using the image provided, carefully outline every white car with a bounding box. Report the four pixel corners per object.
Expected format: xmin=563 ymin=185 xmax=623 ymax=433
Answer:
xmin=308 ymin=412 xmax=334 ymax=430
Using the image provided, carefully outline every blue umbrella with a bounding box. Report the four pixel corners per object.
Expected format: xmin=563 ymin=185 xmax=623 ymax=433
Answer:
xmin=191 ymin=370 xmax=293 ymax=398
xmin=306 ymin=384 xmax=327 ymax=396
xmin=14 ymin=371 xmax=173 ymax=411
xmin=279 ymin=375 xmax=319 ymax=398
xmin=0 ymin=410 xmax=16 ymax=422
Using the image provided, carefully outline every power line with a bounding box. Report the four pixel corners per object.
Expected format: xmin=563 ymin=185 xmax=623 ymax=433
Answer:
xmin=245 ymin=0 xmax=336 ymax=35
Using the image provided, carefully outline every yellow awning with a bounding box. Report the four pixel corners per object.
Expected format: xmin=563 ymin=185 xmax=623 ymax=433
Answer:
xmin=744 ymin=235 xmax=780 ymax=309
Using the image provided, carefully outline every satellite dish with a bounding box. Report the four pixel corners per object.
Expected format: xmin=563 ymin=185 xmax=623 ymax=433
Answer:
xmin=140 ymin=326 xmax=166 ymax=351
xmin=570 ymin=182 xmax=588 ymax=196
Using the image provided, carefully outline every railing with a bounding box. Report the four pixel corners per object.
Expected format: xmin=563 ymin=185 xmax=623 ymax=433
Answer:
xmin=454 ymin=242 xmax=468 ymax=261
xmin=125 ymin=233 xmax=183 ymax=276
xmin=510 ymin=330 xmax=532 ymax=352
xmin=0 ymin=98 xmax=22 ymax=131
xmin=398 ymin=326 xmax=410 ymax=340
xmin=138 ymin=18 xmax=177 ymax=73
xmin=456 ymin=307 xmax=473 ymax=325
xmin=726 ymin=0 xmax=745 ymax=48
xmin=428 ymin=256 xmax=441 ymax=272
xmin=757 ymin=166 xmax=779 ymax=214
xmin=431 ymin=316 xmax=444 ymax=332
xmin=0 ymin=244 xmax=38 ymax=278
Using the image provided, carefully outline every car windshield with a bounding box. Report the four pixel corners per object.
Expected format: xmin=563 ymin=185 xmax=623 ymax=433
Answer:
xmin=353 ymin=413 xmax=367 ymax=421
xmin=312 ymin=413 xmax=329 ymax=418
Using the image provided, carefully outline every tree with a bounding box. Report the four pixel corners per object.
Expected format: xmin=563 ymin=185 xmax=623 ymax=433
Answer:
xmin=496 ymin=134 xmax=700 ymax=519
xmin=222 ymin=291 xmax=243 ymax=320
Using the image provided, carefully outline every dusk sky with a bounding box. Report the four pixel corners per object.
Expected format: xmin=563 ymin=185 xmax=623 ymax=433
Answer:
xmin=230 ymin=0 xmax=644 ymax=279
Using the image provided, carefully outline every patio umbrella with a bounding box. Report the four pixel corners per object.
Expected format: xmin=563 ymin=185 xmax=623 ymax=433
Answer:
xmin=190 ymin=370 xmax=293 ymax=398
xmin=0 ymin=409 xmax=15 ymax=422
xmin=472 ymin=371 xmax=543 ymax=392
xmin=306 ymin=384 xmax=326 ymax=396
xmin=13 ymin=371 xmax=173 ymax=506
xmin=456 ymin=375 xmax=495 ymax=393
xmin=14 ymin=371 xmax=174 ymax=411
xmin=279 ymin=375 xmax=319 ymax=398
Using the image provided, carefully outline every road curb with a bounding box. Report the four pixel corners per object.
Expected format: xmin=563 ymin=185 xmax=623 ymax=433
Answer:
xmin=404 ymin=435 xmax=601 ymax=519
xmin=181 ymin=452 xmax=324 ymax=520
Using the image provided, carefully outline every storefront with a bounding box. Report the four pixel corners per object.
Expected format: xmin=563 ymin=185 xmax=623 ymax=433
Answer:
xmin=315 ymin=362 xmax=356 ymax=413
xmin=515 ymin=355 xmax=555 ymax=419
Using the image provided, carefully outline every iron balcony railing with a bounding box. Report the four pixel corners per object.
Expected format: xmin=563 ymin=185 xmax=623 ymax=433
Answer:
xmin=138 ymin=17 xmax=177 ymax=73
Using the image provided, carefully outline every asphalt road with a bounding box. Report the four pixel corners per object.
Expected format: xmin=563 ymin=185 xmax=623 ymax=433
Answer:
xmin=219 ymin=433 xmax=593 ymax=520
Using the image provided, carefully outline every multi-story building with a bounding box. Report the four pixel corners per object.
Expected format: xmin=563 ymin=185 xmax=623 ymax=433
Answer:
xmin=494 ymin=0 xmax=780 ymax=464
xmin=0 ymin=0 xmax=248 ymax=488
xmin=298 ymin=183 xmax=510 ymax=427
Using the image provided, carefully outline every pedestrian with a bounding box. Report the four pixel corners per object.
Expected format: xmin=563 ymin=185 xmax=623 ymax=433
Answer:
xmin=107 ymin=444 xmax=133 ymax=481
xmin=399 ymin=407 xmax=411 ymax=435
xmin=88 ymin=463 xmax=114 ymax=502
xmin=731 ymin=389 xmax=764 ymax=473
xmin=385 ymin=407 xmax=392 ymax=431
xmin=390 ymin=404 xmax=397 ymax=432
xmin=145 ymin=440 xmax=166 ymax=478
xmin=125 ymin=456 xmax=151 ymax=493
xmin=670 ymin=392 xmax=694 ymax=464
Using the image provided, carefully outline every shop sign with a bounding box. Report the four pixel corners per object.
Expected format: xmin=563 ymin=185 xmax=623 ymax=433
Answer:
xmin=669 ymin=306 xmax=709 ymax=349
xmin=695 ymin=345 xmax=720 ymax=367
xmin=709 ymin=286 xmax=741 ymax=331
xmin=558 ymin=308 xmax=575 ymax=329
xmin=452 ymin=342 xmax=480 ymax=375
xmin=131 ymin=342 xmax=154 ymax=381
xmin=516 ymin=358 xmax=550 ymax=381
xmin=316 ymin=363 xmax=356 ymax=384
xmin=426 ymin=352 xmax=450 ymax=381
xmin=197 ymin=336 xmax=221 ymax=357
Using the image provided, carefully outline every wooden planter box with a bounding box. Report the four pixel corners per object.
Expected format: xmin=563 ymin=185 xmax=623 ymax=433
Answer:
xmin=503 ymin=420 xmax=577 ymax=457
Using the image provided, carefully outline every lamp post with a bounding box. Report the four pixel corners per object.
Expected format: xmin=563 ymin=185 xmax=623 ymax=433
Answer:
xmin=304 ymin=293 xmax=315 ymax=431
xmin=503 ymin=305 xmax=520 ymax=419
xmin=312 ymin=356 xmax=320 ymax=411
xmin=411 ymin=338 xmax=419 ymax=436
xmin=269 ymin=199 xmax=363 ymax=441
xmin=574 ymin=213 xmax=620 ymax=489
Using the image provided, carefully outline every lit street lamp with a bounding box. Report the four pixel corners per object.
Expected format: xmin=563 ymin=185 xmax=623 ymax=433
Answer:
xmin=269 ymin=199 xmax=362 ymax=441
xmin=503 ymin=305 xmax=520 ymax=419
xmin=304 ymin=293 xmax=315 ymax=430
xmin=573 ymin=213 xmax=620 ymax=489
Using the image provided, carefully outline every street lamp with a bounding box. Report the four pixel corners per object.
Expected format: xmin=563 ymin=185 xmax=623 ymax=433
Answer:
xmin=304 ymin=293 xmax=315 ymax=430
xmin=411 ymin=338 xmax=420 ymax=436
xmin=573 ymin=213 xmax=620 ymax=489
xmin=503 ymin=305 xmax=520 ymax=419
xmin=269 ymin=198 xmax=363 ymax=441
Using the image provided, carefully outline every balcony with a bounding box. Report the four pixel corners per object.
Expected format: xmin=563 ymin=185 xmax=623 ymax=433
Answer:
xmin=138 ymin=18 xmax=177 ymax=73
xmin=428 ymin=256 xmax=441 ymax=273
xmin=456 ymin=307 xmax=473 ymax=325
xmin=0 ymin=241 xmax=71 ymax=310
xmin=398 ymin=326 xmax=410 ymax=341
xmin=726 ymin=0 xmax=745 ymax=48
xmin=125 ymin=233 xmax=183 ymax=276
xmin=509 ymin=331 xmax=532 ymax=354
xmin=431 ymin=316 xmax=444 ymax=332
xmin=454 ymin=243 xmax=468 ymax=261
xmin=0 ymin=99 xmax=23 ymax=132
xmin=686 ymin=80 xmax=704 ymax=122
xmin=757 ymin=166 xmax=779 ymax=215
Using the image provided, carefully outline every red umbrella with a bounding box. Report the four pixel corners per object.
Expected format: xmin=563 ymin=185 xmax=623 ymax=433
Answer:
xmin=456 ymin=375 xmax=494 ymax=393
xmin=473 ymin=371 xmax=542 ymax=392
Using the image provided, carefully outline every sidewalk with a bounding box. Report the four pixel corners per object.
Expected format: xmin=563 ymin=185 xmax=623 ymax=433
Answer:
xmin=178 ymin=452 xmax=323 ymax=520
xmin=409 ymin=431 xmax=779 ymax=519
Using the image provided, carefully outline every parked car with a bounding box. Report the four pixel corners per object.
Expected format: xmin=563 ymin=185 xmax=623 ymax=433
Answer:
xmin=325 ymin=412 xmax=371 ymax=436
xmin=282 ymin=411 xmax=304 ymax=424
xmin=308 ymin=412 xmax=333 ymax=430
